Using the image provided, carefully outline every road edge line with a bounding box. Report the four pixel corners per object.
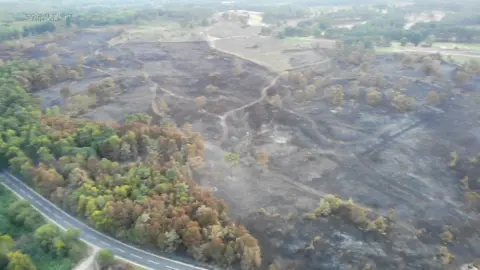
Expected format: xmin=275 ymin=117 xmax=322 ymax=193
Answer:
xmin=1 ymin=181 xmax=154 ymax=270
xmin=3 ymin=171 xmax=208 ymax=270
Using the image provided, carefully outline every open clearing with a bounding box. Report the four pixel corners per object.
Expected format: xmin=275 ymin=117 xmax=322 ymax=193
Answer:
xmin=206 ymin=20 xmax=334 ymax=72
xmin=6 ymin=16 xmax=480 ymax=270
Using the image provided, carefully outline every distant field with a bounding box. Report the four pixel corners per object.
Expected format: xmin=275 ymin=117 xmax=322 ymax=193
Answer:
xmin=432 ymin=42 xmax=480 ymax=50
xmin=375 ymin=43 xmax=480 ymax=64
xmin=283 ymin=36 xmax=314 ymax=45
xmin=310 ymin=5 xmax=352 ymax=14
xmin=283 ymin=36 xmax=335 ymax=49
xmin=375 ymin=42 xmax=402 ymax=53
xmin=113 ymin=21 xmax=204 ymax=43
xmin=376 ymin=41 xmax=480 ymax=53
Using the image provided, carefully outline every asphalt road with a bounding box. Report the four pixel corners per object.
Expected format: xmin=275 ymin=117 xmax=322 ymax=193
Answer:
xmin=1 ymin=171 xmax=210 ymax=270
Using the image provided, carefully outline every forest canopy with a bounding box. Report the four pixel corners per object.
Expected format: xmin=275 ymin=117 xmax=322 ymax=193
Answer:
xmin=0 ymin=59 xmax=262 ymax=269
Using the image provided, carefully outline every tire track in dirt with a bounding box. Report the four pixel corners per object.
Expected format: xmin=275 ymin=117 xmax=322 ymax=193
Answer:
xmin=359 ymin=113 xmax=438 ymax=157
xmin=321 ymin=108 xmax=472 ymax=223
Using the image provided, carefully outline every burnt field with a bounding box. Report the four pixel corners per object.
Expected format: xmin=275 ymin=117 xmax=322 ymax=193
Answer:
xmin=6 ymin=26 xmax=480 ymax=270
xmin=207 ymin=53 xmax=480 ymax=269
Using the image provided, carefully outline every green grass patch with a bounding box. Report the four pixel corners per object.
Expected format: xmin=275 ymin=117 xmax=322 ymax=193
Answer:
xmin=283 ymin=36 xmax=314 ymax=45
xmin=375 ymin=46 xmax=397 ymax=53
xmin=375 ymin=41 xmax=403 ymax=53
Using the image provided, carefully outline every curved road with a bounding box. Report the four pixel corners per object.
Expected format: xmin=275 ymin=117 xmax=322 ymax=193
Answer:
xmin=1 ymin=171 xmax=209 ymax=270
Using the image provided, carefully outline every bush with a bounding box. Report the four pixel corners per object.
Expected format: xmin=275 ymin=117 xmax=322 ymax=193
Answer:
xmin=96 ymin=249 xmax=115 ymax=268
xmin=205 ymin=84 xmax=218 ymax=93
xmin=305 ymin=85 xmax=316 ymax=99
xmin=366 ymin=89 xmax=382 ymax=106
xmin=392 ymin=94 xmax=415 ymax=112
xmin=425 ymin=90 xmax=441 ymax=105
xmin=346 ymin=84 xmax=360 ymax=99
xmin=441 ymin=230 xmax=454 ymax=243
xmin=330 ymin=86 xmax=344 ymax=106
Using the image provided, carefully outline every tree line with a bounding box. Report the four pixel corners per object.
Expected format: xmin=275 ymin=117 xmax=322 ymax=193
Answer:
xmin=0 ymin=22 xmax=57 ymax=42
xmin=275 ymin=5 xmax=480 ymax=47
xmin=0 ymin=60 xmax=262 ymax=269
xmin=0 ymin=184 xmax=87 ymax=270
xmin=0 ymin=5 xmax=216 ymax=43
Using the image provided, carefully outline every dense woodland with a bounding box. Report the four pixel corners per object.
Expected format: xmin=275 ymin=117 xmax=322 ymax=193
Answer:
xmin=0 ymin=59 xmax=262 ymax=269
xmin=4 ymin=0 xmax=479 ymax=46
xmin=0 ymin=184 xmax=87 ymax=270
xmin=0 ymin=6 xmax=216 ymax=42
xmin=271 ymin=2 xmax=480 ymax=47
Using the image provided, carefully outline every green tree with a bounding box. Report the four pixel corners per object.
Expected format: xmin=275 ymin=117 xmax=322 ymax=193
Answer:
xmin=7 ymin=251 xmax=36 ymax=270
xmin=224 ymin=152 xmax=240 ymax=178
xmin=0 ymin=253 xmax=9 ymax=269
xmin=407 ymin=32 xmax=423 ymax=46
xmin=424 ymin=34 xmax=436 ymax=47
xmin=124 ymin=113 xmax=152 ymax=125
xmin=34 ymin=224 xmax=59 ymax=251
xmin=400 ymin=37 xmax=408 ymax=46
xmin=96 ymin=249 xmax=115 ymax=268
xmin=36 ymin=147 xmax=55 ymax=163
xmin=63 ymin=228 xmax=80 ymax=244
xmin=53 ymin=238 xmax=66 ymax=257
xmin=0 ymin=235 xmax=14 ymax=253
xmin=60 ymin=86 xmax=71 ymax=100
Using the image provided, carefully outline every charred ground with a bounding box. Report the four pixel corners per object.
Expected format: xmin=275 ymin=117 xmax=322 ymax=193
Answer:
xmin=4 ymin=19 xmax=480 ymax=270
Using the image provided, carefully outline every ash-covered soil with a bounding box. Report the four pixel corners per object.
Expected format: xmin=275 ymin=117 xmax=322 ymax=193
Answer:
xmin=21 ymin=27 xmax=480 ymax=270
xmin=199 ymin=55 xmax=480 ymax=269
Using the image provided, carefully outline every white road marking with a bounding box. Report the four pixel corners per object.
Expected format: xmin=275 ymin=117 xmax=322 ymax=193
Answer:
xmin=4 ymin=172 xmax=209 ymax=270
xmin=100 ymin=241 xmax=110 ymax=247
xmin=26 ymin=194 xmax=33 ymax=199
xmin=165 ymin=266 xmax=180 ymax=270
xmin=44 ymin=208 xmax=52 ymax=213
xmin=148 ymin=260 xmax=159 ymax=265
xmin=54 ymin=214 xmax=61 ymax=219
xmin=131 ymin=254 xmax=142 ymax=259
xmin=115 ymin=248 xmax=126 ymax=253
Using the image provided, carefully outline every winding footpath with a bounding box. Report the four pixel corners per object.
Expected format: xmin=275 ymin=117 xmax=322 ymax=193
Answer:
xmin=1 ymin=171 xmax=209 ymax=270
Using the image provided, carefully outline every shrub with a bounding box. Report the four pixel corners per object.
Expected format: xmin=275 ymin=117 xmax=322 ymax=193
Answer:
xmin=367 ymin=89 xmax=382 ymax=106
xmin=392 ymin=94 xmax=415 ymax=112
xmin=425 ymin=90 xmax=441 ymax=105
